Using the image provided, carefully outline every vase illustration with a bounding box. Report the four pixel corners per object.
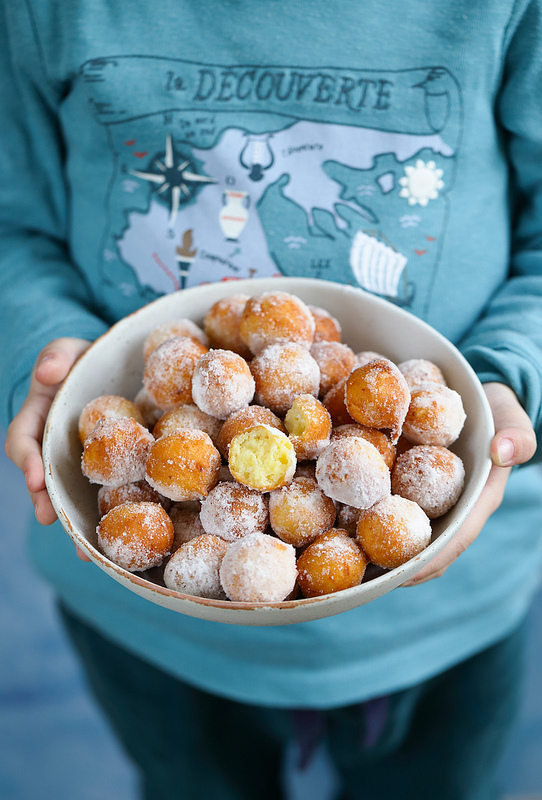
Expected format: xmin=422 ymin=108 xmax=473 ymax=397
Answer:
xmin=219 ymin=191 xmax=250 ymax=241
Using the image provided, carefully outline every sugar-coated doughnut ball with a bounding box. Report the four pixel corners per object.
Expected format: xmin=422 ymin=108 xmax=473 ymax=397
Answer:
xmin=229 ymin=424 xmax=297 ymax=492
xmin=133 ymin=387 xmax=162 ymax=429
xmin=239 ymin=291 xmax=315 ymax=355
xmin=322 ymin=376 xmax=354 ymax=427
xmin=309 ymin=305 xmax=342 ymax=343
xmin=143 ymin=318 xmax=209 ymax=360
xmin=331 ymin=424 xmax=396 ymax=470
xmin=200 ymin=481 xmax=269 ymax=542
xmin=191 ymin=349 xmax=255 ymax=419
xmin=402 ymin=383 xmax=466 ymax=447
xmin=269 ymin=476 xmax=336 ymax=547
xmin=219 ymin=532 xmax=297 ymax=603
xmin=203 ymin=294 xmax=251 ymax=358
xmin=163 ymin=534 xmax=229 ymax=599
xmin=398 ymin=358 xmax=447 ymax=390
xmin=345 ymin=358 xmax=411 ymax=443
xmin=356 ymin=495 xmax=432 ymax=570
xmin=97 ymin=480 xmax=168 ymax=517
xmin=284 ymin=394 xmax=332 ymax=461
xmin=392 ymin=445 xmax=465 ymax=518
xmin=97 ymin=501 xmax=174 ymax=572
xmin=145 ymin=430 xmax=221 ymax=501
xmin=315 ymin=436 xmax=391 ymax=509
xmin=336 ymin=503 xmax=360 ymax=536
xmin=78 ymin=395 xmax=144 ymax=445
xmin=355 ymin=351 xmax=386 ymax=367
xmin=169 ymin=502 xmax=206 ymax=549
xmin=143 ymin=336 xmax=208 ymax=411
xmin=81 ymin=417 xmax=155 ymax=488
xmin=310 ymin=341 xmax=357 ymax=397
xmin=297 ymin=529 xmax=368 ymax=598
xmin=152 ymin=404 xmax=222 ymax=446
xmin=250 ymin=342 xmax=320 ymax=414
xmin=217 ymin=405 xmax=285 ymax=459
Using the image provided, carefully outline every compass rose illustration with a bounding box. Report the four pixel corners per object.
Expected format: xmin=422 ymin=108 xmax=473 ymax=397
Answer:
xmin=130 ymin=134 xmax=216 ymax=226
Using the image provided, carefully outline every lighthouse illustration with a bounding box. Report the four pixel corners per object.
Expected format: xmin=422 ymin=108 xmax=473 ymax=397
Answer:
xmin=176 ymin=229 xmax=198 ymax=289
xmin=350 ymin=231 xmax=414 ymax=306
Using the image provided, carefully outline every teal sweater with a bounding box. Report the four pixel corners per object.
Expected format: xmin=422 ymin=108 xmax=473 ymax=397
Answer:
xmin=2 ymin=0 xmax=542 ymax=707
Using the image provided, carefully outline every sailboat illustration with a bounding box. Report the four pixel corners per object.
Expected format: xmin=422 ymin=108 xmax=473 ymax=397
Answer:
xmin=349 ymin=231 xmax=414 ymax=306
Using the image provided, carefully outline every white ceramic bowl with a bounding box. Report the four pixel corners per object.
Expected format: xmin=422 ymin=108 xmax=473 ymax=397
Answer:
xmin=43 ymin=277 xmax=494 ymax=626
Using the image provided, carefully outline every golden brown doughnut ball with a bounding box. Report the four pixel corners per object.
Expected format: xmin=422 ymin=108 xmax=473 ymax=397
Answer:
xmin=219 ymin=532 xmax=297 ymax=603
xmin=145 ymin=430 xmax=221 ymax=501
xmin=78 ymin=395 xmax=144 ymax=445
xmin=345 ymin=358 xmax=411 ymax=443
xmin=356 ymin=495 xmax=432 ymax=570
xmin=269 ymin=476 xmax=337 ymax=548
xmin=152 ymin=404 xmax=222 ymax=447
xmin=97 ymin=501 xmax=174 ymax=572
xmin=398 ymin=358 xmax=447 ymax=390
xmin=284 ymin=394 xmax=332 ymax=461
xmin=402 ymin=383 xmax=466 ymax=447
xmin=391 ymin=445 xmax=465 ymax=518
xmin=331 ymin=424 xmax=396 ymax=470
xmin=315 ymin=436 xmax=391 ymax=509
xmin=297 ymin=529 xmax=368 ymax=598
xmin=309 ymin=305 xmax=342 ymax=343
xmin=200 ymin=481 xmax=269 ymax=542
xmin=169 ymin=502 xmax=206 ymax=550
xmin=322 ymin=376 xmax=355 ymax=427
xmin=191 ymin=349 xmax=255 ymax=419
xmin=228 ymin=424 xmax=297 ymax=492
xmin=163 ymin=534 xmax=229 ymax=599
xmin=81 ymin=417 xmax=155 ymax=488
xmin=217 ymin=405 xmax=285 ymax=459
xmin=239 ymin=291 xmax=315 ymax=355
xmin=310 ymin=341 xmax=357 ymax=397
xmin=143 ymin=336 xmax=208 ymax=411
xmin=203 ymin=294 xmax=252 ymax=358
xmin=143 ymin=318 xmax=209 ymax=361
xmin=97 ymin=480 xmax=168 ymax=517
xmin=250 ymin=342 xmax=320 ymax=415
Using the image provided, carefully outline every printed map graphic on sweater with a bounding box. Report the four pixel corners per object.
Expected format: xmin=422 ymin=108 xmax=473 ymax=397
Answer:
xmin=83 ymin=56 xmax=461 ymax=313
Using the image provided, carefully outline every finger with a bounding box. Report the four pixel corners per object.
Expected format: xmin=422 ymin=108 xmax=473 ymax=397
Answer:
xmin=402 ymin=464 xmax=509 ymax=586
xmin=31 ymin=487 xmax=60 ymax=526
xmin=35 ymin=338 xmax=91 ymax=387
xmin=76 ymin=546 xmax=92 ymax=562
xmin=484 ymin=383 xmax=537 ymax=467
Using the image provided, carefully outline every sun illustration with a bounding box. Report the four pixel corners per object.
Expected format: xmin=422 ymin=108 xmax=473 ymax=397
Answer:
xmin=398 ymin=160 xmax=444 ymax=207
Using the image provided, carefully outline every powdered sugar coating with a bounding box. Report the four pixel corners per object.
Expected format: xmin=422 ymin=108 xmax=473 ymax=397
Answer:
xmin=403 ymin=382 xmax=466 ymax=447
xmin=81 ymin=417 xmax=155 ymax=488
xmin=392 ymin=445 xmax=465 ymax=518
xmin=191 ymin=349 xmax=255 ymax=419
xmin=145 ymin=429 xmax=221 ymax=501
xmin=309 ymin=305 xmax=342 ymax=343
xmin=315 ymin=436 xmax=391 ymax=509
xmin=345 ymin=358 xmax=411 ymax=444
xmin=228 ymin=424 xmax=297 ymax=492
xmin=269 ymin=476 xmax=337 ymax=547
xmin=284 ymin=394 xmax=332 ymax=461
xmin=219 ymin=532 xmax=297 ymax=603
xmin=297 ymin=529 xmax=367 ymax=597
xmin=133 ymin=387 xmax=163 ymax=429
xmin=143 ymin=336 xmax=208 ymax=411
xmin=398 ymin=358 xmax=447 ymax=390
xmin=239 ymin=291 xmax=316 ymax=355
xmin=78 ymin=394 xmax=144 ymax=445
xmin=97 ymin=480 xmax=168 ymax=517
xmin=203 ymin=294 xmax=251 ymax=358
xmin=200 ymin=481 xmax=269 ymax=541
xmin=356 ymin=494 xmax=432 ymax=570
xmin=250 ymin=342 xmax=320 ymax=414
xmin=169 ymin=502 xmax=206 ymax=549
xmin=97 ymin=501 xmax=174 ymax=572
xmin=310 ymin=341 xmax=357 ymax=397
xmin=217 ymin=405 xmax=285 ymax=459
xmin=163 ymin=534 xmax=229 ymax=599
xmin=143 ymin=318 xmax=209 ymax=360
xmin=152 ymin=404 xmax=222 ymax=446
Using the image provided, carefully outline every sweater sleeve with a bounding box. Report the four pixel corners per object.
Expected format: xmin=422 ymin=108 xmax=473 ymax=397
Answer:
xmin=459 ymin=0 xmax=542 ymax=462
xmin=0 ymin=2 xmax=109 ymax=428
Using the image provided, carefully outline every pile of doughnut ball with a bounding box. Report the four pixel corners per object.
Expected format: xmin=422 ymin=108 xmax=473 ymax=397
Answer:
xmin=78 ymin=290 xmax=467 ymax=604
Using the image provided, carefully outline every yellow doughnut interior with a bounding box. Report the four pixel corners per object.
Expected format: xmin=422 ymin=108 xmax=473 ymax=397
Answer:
xmin=284 ymin=404 xmax=309 ymax=437
xmin=229 ymin=425 xmax=295 ymax=491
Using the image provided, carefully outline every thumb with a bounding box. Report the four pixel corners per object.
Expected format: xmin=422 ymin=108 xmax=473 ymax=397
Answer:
xmin=34 ymin=338 xmax=91 ymax=387
xmin=484 ymin=382 xmax=537 ymax=468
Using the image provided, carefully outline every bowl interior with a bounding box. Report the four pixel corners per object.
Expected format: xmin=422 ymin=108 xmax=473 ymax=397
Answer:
xmin=43 ymin=277 xmax=493 ymax=625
